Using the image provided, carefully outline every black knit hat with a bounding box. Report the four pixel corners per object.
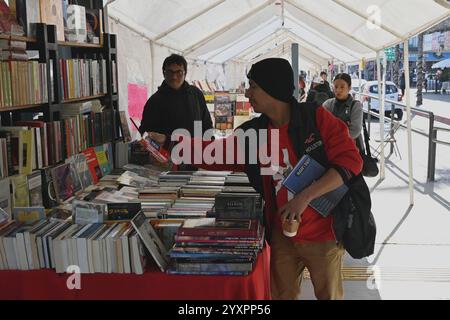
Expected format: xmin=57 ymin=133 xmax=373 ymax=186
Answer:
xmin=247 ymin=58 xmax=294 ymax=103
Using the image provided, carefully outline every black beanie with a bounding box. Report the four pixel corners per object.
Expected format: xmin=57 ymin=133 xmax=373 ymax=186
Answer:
xmin=247 ymin=58 xmax=295 ymax=103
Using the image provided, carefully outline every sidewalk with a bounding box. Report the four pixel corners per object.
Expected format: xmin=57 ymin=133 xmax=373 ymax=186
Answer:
xmin=299 ymin=93 xmax=450 ymax=300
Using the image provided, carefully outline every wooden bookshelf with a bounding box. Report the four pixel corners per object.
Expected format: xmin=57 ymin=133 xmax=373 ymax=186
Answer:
xmin=0 ymin=33 xmax=36 ymax=42
xmin=0 ymin=103 xmax=46 ymax=112
xmin=57 ymin=41 xmax=103 ymax=48
xmin=61 ymin=94 xmax=106 ymax=104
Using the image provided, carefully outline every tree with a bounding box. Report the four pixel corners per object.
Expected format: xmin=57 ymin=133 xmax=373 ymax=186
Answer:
xmin=416 ymin=32 xmax=424 ymax=106
xmin=393 ymin=44 xmax=401 ymax=87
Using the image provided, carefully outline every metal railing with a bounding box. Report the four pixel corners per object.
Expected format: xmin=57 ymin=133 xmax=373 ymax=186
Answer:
xmin=358 ymin=92 xmax=449 ymax=182
xmin=429 ymin=127 xmax=450 ymax=182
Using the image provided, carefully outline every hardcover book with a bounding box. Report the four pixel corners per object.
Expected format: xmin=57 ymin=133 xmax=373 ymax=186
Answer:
xmin=82 ymin=147 xmax=102 ymax=184
xmin=39 ymin=0 xmax=65 ymax=41
xmin=50 ymin=163 xmax=82 ymax=203
xmin=214 ymin=192 xmax=261 ymax=219
xmin=106 ymin=202 xmax=142 ymax=221
xmin=12 ymin=207 xmax=45 ymax=224
xmin=67 ymin=153 xmax=93 ymax=191
xmin=131 ymin=210 xmax=168 ymax=272
xmin=65 ymin=4 xmax=86 ymax=42
xmin=72 ymin=200 xmax=106 ymax=225
xmin=85 ymin=8 xmax=102 ymax=45
xmin=282 ymin=154 xmax=348 ymax=217
xmin=40 ymin=167 xmax=58 ymax=209
xmin=119 ymin=111 xmax=132 ymax=142
xmin=178 ymin=218 xmax=259 ymax=238
xmin=10 ymin=174 xmax=30 ymax=208
xmin=27 ymin=171 xmax=43 ymax=207
xmin=0 ymin=177 xmax=11 ymax=217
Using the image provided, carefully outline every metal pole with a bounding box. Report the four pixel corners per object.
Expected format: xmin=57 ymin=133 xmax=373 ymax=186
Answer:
xmin=427 ymin=115 xmax=436 ymax=181
xmin=292 ymin=43 xmax=299 ymax=101
xmin=377 ymin=51 xmax=386 ymax=179
xmin=403 ymin=39 xmax=414 ymax=205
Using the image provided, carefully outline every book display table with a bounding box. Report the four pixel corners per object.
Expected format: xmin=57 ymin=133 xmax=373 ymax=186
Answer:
xmin=0 ymin=246 xmax=270 ymax=300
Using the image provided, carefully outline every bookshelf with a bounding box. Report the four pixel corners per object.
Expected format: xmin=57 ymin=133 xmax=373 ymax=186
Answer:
xmin=0 ymin=34 xmax=36 ymax=43
xmin=0 ymin=1 xmax=121 ymax=208
xmin=57 ymin=41 xmax=103 ymax=48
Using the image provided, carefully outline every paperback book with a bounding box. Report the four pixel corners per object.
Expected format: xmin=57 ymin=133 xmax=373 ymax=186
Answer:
xmin=282 ymin=154 xmax=348 ymax=217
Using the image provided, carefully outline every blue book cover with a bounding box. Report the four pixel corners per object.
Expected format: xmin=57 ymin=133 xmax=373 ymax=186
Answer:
xmin=281 ymin=154 xmax=348 ymax=217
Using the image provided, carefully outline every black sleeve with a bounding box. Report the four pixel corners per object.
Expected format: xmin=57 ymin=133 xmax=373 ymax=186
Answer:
xmin=138 ymin=95 xmax=165 ymax=136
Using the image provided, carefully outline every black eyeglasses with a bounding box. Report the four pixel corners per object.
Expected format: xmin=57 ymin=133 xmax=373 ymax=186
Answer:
xmin=164 ymin=69 xmax=185 ymax=77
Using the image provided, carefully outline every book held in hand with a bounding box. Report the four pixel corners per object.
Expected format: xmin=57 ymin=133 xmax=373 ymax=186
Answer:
xmin=137 ymin=138 xmax=169 ymax=164
xmin=282 ymin=154 xmax=348 ymax=217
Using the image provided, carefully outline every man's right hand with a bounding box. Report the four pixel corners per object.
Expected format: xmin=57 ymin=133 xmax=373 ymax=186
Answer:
xmin=147 ymin=132 xmax=167 ymax=145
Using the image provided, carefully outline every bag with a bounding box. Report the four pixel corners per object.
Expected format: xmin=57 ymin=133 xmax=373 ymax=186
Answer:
xmin=333 ymin=174 xmax=377 ymax=259
xmin=361 ymin=116 xmax=379 ymax=177
xmin=340 ymin=100 xmax=379 ymax=178
xmin=361 ymin=153 xmax=379 ymax=177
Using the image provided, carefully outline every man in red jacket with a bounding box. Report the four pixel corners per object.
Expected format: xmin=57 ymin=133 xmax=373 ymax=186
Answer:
xmin=150 ymin=58 xmax=362 ymax=300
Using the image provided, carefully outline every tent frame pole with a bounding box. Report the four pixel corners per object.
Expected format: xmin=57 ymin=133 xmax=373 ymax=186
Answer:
xmin=403 ymin=39 xmax=415 ymax=206
xmin=377 ymin=51 xmax=386 ymax=180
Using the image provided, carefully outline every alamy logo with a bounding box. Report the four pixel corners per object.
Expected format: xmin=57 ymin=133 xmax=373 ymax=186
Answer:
xmin=366 ymin=265 xmax=381 ymax=290
xmin=170 ymin=121 xmax=281 ymax=176
xmin=366 ymin=5 xmax=381 ymax=30
xmin=66 ymin=265 xmax=81 ymax=290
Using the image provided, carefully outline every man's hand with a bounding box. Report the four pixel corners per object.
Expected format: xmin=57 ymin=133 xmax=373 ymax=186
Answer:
xmin=279 ymin=191 xmax=313 ymax=223
xmin=147 ymin=132 xmax=167 ymax=145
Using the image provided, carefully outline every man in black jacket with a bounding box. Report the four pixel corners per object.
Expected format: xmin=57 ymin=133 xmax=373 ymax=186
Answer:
xmin=139 ymin=54 xmax=213 ymax=148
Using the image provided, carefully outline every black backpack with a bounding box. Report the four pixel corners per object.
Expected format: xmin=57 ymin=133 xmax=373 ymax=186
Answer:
xmin=332 ymin=173 xmax=376 ymax=259
xmin=302 ymin=103 xmax=377 ymax=259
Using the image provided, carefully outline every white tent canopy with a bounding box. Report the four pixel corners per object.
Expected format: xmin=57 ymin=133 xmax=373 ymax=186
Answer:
xmin=432 ymin=58 xmax=450 ymax=69
xmin=106 ymin=0 xmax=449 ymax=67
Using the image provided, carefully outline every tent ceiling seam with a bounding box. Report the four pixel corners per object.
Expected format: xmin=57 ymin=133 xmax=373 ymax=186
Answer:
xmin=331 ymin=0 xmax=404 ymax=39
xmin=196 ymin=16 xmax=280 ymax=61
xmin=153 ymin=0 xmax=227 ymax=41
xmin=283 ymin=15 xmax=359 ymax=60
xmin=241 ymin=37 xmax=326 ymax=66
xmin=183 ymin=0 xmax=277 ymax=55
xmin=285 ymin=0 xmax=377 ymax=52
xmin=224 ymin=29 xmax=288 ymax=62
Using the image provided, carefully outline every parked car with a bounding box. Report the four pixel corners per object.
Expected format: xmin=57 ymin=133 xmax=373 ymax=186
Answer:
xmin=350 ymin=79 xmax=367 ymax=101
xmin=361 ymin=81 xmax=403 ymax=120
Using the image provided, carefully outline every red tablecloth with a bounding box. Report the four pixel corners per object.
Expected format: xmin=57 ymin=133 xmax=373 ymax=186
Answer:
xmin=0 ymin=246 xmax=270 ymax=300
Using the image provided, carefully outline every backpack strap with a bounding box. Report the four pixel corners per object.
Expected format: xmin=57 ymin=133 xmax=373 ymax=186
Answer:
xmin=361 ymin=108 xmax=373 ymax=158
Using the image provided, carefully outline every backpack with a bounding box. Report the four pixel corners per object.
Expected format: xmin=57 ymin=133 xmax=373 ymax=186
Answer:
xmin=332 ymin=173 xmax=376 ymax=259
xmin=300 ymin=103 xmax=377 ymax=259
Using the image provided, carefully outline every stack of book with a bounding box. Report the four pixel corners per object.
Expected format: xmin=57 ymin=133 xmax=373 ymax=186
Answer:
xmin=158 ymin=171 xmax=193 ymax=187
xmin=225 ymin=173 xmax=251 ymax=186
xmin=160 ymin=197 xmax=215 ymax=219
xmin=168 ymin=218 xmax=264 ymax=275
xmin=0 ymin=220 xmax=147 ymax=274
xmin=0 ymin=39 xmax=27 ymax=61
